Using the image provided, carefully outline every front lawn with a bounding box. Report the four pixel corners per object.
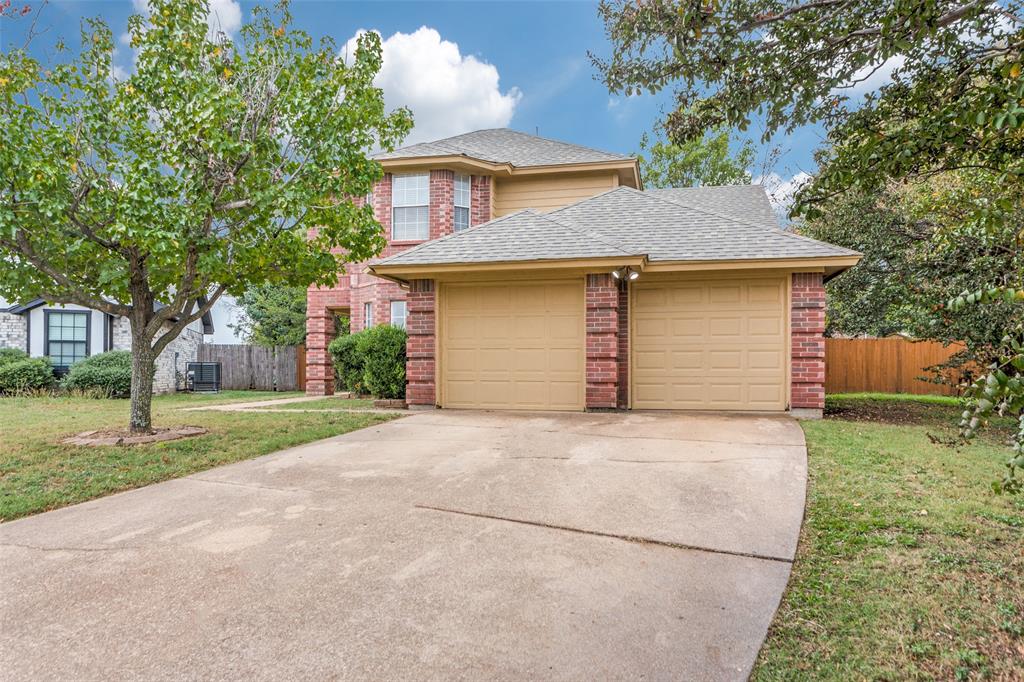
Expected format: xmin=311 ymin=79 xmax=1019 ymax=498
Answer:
xmin=0 ymin=392 xmax=399 ymax=521
xmin=753 ymin=394 xmax=1024 ymax=680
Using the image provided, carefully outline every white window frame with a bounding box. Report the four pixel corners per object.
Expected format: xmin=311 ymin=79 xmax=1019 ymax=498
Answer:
xmin=392 ymin=173 xmax=430 ymax=241
xmin=363 ymin=301 xmax=373 ymax=328
xmin=454 ymin=174 xmax=471 ymax=232
xmin=390 ymin=300 xmax=407 ymax=329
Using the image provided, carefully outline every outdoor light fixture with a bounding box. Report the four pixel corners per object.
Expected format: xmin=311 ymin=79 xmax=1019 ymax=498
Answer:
xmin=612 ymin=266 xmax=640 ymax=281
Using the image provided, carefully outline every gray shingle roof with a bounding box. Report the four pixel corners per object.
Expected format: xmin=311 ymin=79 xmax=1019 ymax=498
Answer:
xmin=375 ymin=209 xmax=640 ymax=266
xmin=374 ymin=185 xmax=859 ymax=268
xmin=374 ymin=128 xmax=633 ymax=168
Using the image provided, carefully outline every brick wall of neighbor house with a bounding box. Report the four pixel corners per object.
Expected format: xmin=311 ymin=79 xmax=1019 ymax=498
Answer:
xmin=585 ymin=273 xmax=619 ymax=409
xmin=405 ymin=279 xmax=436 ymax=406
xmin=305 ymin=170 xmax=492 ymax=396
xmin=791 ymin=272 xmax=827 ymax=411
xmin=113 ymin=316 xmax=203 ymax=394
xmin=0 ymin=312 xmax=27 ymax=352
xmin=616 ymin=282 xmax=629 ymax=409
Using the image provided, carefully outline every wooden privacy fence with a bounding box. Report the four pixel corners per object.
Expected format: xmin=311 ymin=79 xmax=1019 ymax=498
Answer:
xmin=197 ymin=344 xmax=305 ymax=391
xmin=825 ymin=337 xmax=966 ymax=396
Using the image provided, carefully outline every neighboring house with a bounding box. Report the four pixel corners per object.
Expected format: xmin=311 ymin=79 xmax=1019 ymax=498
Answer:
xmin=0 ymin=299 xmax=214 ymax=393
xmin=306 ymin=128 xmax=861 ymax=417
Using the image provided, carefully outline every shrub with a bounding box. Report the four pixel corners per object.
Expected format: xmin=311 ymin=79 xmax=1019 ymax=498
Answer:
xmin=0 ymin=356 xmax=54 ymax=394
xmin=329 ymin=333 xmax=365 ymax=394
xmin=62 ymin=350 xmax=133 ymax=397
xmin=0 ymin=347 xmax=29 ymax=366
xmin=355 ymin=325 xmax=407 ymax=399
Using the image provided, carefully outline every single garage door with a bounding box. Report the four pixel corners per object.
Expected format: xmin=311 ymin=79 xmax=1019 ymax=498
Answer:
xmin=441 ymin=280 xmax=584 ymax=410
xmin=631 ymin=275 xmax=787 ymax=411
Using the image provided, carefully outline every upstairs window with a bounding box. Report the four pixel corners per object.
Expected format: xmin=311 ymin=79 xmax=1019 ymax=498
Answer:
xmin=390 ymin=300 xmax=407 ymax=329
xmin=46 ymin=310 xmax=89 ymax=372
xmin=363 ymin=301 xmax=374 ymax=328
xmin=454 ymin=174 xmax=471 ymax=232
xmin=392 ymin=173 xmax=429 ymax=241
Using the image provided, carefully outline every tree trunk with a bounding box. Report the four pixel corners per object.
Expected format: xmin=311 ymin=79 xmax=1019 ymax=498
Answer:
xmin=129 ymin=335 xmax=157 ymax=434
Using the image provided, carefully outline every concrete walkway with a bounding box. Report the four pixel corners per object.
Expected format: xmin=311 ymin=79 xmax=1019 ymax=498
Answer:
xmin=0 ymin=411 xmax=807 ymax=681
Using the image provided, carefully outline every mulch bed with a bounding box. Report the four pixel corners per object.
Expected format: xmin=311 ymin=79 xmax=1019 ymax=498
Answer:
xmin=62 ymin=426 xmax=208 ymax=447
xmin=824 ymin=399 xmax=953 ymax=426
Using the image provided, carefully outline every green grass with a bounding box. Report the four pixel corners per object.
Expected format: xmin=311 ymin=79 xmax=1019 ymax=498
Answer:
xmin=0 ymin=392 xmax=401 ymax=521
xmin=828 ymin=391 xmax=963 ymax=406
xmin=252 ymin=397 xmax=377 ymax=410
xmin=753 ymin=396 xmax=1024 ymax=681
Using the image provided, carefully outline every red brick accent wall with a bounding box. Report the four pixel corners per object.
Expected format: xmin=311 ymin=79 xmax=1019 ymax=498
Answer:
xmin=586 ymin=273 xmax=619 ymax=409
xmin=305 ymin=170 xmax=492 ymax=394
xmin=617 ymin=282 xmax=629 ymax=409
xmin=470 ymin=175 xmax=491 ymax=226
xmin=791 ymin=272 xmax=826 ymax=409
xmin=406 ymin=279 xmax=437 ymax=406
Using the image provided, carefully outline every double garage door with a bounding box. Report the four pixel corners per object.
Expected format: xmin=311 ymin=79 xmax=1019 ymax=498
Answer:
xmin=438 ymin=276 xmax=787 ymax=412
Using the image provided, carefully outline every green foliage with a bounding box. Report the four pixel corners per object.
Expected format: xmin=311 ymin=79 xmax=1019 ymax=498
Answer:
xmin=596 ymin=0 xmax=1023 ymax=213
xmin=328 ymin=333 xmax=365 ymax=394
xmin=0 ymin=356 xmax=54 ymax=394
xmin=0 ymin=0 xmax=412 ymax=430
xmin=329 ymin=325 xmax=407 ymax=399
xmin=354 ymin=325 xmax=407 ymax=400
xmin=800 ymin=175 xmax=1023 ymax=362
xmin=948 ymin=287 xmax=1024 ymax=494
xmin=638 ymin=127 xmax=754 ymax=188
xmin=62 ymin=350 xmax=134 ymax=398
xmin=0 ymin=347 xmax=30 ymax=366
xmin=232 ymin=284 xmax=307 ymax=347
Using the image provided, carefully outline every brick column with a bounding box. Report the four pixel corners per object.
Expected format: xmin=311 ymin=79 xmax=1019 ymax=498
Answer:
xmin=406 ymin=279 xmax=436 ymax=407
xmin=616 ymin=281 xmax=629 ymax=409
xmin=586 ymin=273 xmax=619 ymax=410
xmin=791 ymin=272 xmax=826 ymax=415
xmin=429 ymin=170 xmax=455 ymax=240
xmin=470 ymin=175 xmax=492 ymax=225
xmin=306 ymin=301 xmax=335 ymax=397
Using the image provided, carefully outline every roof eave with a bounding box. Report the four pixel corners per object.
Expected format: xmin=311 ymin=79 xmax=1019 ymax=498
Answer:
xmin=643 ymin=254 xmax=862 ymax=274
xmin=369 ymin=254 xmax=648 ymax=282
xmin=377 ymin=155 xmax=639 ymax=185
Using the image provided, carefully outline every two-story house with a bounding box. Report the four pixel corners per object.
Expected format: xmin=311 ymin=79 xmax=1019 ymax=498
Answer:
xmin=306 ymin=128 xmax=860 ymax=418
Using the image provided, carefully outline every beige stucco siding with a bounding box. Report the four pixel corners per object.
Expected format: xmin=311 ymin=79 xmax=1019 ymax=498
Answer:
xmin=492 ymin=172 xmax=619 ymax=216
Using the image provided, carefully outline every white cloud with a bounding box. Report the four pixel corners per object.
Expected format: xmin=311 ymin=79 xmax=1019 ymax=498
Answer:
xmin=755 ymin=171 xmax=812 ymax=217
xmin=833 ymin=54 xmax=906 ymax=95
xmin=342 ymin=27 xmax=521 ymax=145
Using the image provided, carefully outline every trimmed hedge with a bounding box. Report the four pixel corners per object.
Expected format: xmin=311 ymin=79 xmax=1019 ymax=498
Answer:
xmin=356 ymin=325 xmax=407 ymax=399
xmin=62 ymin=350 xmax=133 ymax=397
xmin=328 ymin=333 xmax=365 ymax=394
xmin=0 ymin=347 xmax=30 ymax=366
xmin=328 ymin=325 xmax=407 ymax=399
xmin=0 ymin=355 xmax=54 ymax=394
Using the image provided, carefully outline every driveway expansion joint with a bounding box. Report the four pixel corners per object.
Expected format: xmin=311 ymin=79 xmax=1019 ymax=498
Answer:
xmin=414 ymin=504 xmax=794 ymax=564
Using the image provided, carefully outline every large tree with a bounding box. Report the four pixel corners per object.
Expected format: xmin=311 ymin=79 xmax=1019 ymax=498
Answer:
xmin=801 ymin=172 xmax=1023 ymax=366
xmin=596 ymin=0 xmax=1024 ymax=489
xmin=232 ymin=284 xmax=308 ymax=347
xmin=0 ymin=0 xmax=411 ymax=433
xmin=638 ymin=127 xmax=755 ymax=188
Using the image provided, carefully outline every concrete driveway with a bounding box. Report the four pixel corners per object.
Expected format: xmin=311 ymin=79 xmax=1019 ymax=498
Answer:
xmin=0 ymin=410 xmax=807 ymax=681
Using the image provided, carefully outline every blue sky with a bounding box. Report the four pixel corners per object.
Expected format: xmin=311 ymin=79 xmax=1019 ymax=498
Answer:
xmin=3 ymin=0 xmax=828 ymax=341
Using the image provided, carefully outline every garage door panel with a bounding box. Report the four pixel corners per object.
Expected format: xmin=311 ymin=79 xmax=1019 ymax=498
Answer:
xmin=708 ymin=285 xmax=741 ymax=304
xmin=633 ymin=277 xmax=787 ymax=411
xmin=442 ymin=282 xmax=584 ymax=411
